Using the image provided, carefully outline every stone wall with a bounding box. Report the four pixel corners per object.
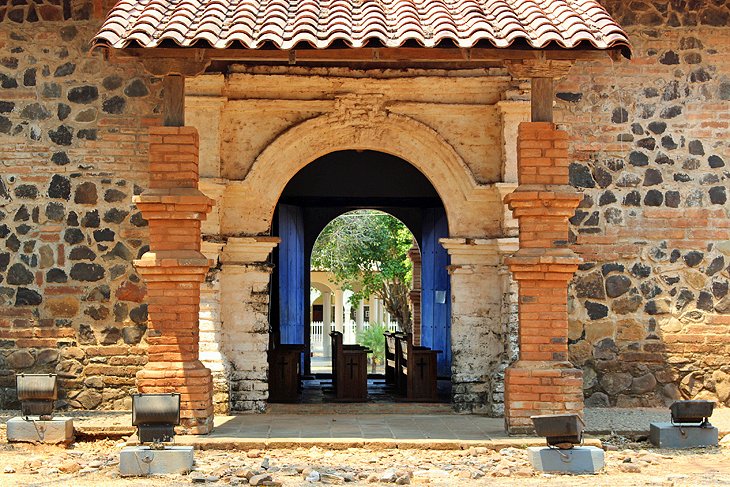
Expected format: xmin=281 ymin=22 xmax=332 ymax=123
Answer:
xmin=560 ymin=1 xmax=730 ymax=407
xmin=0 ymin=16 xmax=157 ymax=409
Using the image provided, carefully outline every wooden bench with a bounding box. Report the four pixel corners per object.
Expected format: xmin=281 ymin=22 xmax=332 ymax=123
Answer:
xmin=330 ymin=331 xmax=370 ymax=402
xmin=397 ymin=333 xmax=440 ymax=402
xmin=384 ymin=331 xmax=405 ymax=387
xmin=267 ymin=344 xmax=305 ymax=403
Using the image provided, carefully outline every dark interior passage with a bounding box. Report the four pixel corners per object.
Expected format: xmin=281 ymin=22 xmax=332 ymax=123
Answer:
xmin=270 ymin=150 xmax=452 ymax=403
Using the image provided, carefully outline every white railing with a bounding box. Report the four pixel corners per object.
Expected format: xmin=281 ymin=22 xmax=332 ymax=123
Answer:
xmin=310 ymin=319 xmax=401 ymax=353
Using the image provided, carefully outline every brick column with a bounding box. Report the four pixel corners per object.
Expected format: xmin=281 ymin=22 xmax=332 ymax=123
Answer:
xmin=503 ymin=122 xmax=584 ymax=434
xmin=407 ymin=244 xmax=422 ymax=345
xmin=133 ymin=126 xmax=214 ymax=434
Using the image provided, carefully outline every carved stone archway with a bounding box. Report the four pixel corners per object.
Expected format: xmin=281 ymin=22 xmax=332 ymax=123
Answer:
xmin=220 ymin=105 xmax=502 ymax=238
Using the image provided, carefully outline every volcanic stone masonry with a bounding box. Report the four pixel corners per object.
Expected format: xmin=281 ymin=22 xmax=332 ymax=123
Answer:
xmin=0 ymin=1 xmax=728 ymax=413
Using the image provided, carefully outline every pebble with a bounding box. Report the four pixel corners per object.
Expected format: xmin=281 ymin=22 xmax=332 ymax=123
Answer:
xmin=380 ymin=468 xmax=397 ymax=482
xmin=249 ymin=473 xmax=273 ymax=485
xmin=618 ymin=463 xmax=642 ymax=473
xmin=305 ymin=470 xmax=320 ymax=482
xmin=320 ymin=472 xmax=345 ymax=484
xmin=3 ymin=466 xmax=15 ymax=474
xmin=58 ymin=461 xmax=81 ymax=473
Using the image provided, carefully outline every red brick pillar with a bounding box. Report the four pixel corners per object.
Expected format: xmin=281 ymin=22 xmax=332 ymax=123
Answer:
xmin=133 ymin=126 xmax=214 ymax=434
xmin=407 ymin=244 xmax=422 ymax=345
xmin=503 ymin=122 xmax=584 ymax=434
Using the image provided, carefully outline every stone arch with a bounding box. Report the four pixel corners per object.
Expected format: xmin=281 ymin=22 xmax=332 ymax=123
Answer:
xmin=221 ymin=112 xmax=485 ymax=236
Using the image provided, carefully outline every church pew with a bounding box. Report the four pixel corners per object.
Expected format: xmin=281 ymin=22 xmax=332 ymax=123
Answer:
xmin=330 ymin=331 xmax=370 ymax=402
xmin=384 ymin=331 xmax=405 ymax=387
xmin=267 ymin=344 xmax=305 ymax=403
xmin=397 ymin=333 xmax=440 ymax=401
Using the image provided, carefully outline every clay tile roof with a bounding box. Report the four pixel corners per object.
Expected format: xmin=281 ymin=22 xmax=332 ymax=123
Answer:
xmin=94 ymin=0 xmax=630 ymax=55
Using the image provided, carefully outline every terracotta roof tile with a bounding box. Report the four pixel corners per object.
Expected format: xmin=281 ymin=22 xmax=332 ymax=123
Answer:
xmin=94 ymin=0 xmax=630 ymax=53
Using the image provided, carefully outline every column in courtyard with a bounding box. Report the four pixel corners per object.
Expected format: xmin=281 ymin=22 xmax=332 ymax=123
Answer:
xmin=322 ymin=292 xmax=332 ymax=357
xmin=503 ymin=61 xmax=584 ymax=434
xmin=356 ymin=300 xmax=365 ymax=336
xmin=334 ymin=289 xmax=345 ymax=335
xmin=133 ymin=75 xmax=215 ymax=433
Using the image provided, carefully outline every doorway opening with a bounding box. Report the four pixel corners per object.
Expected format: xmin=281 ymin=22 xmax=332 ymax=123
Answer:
xmin=270 ymin=150 xmax=452 ymax=404
xmin=309 ymin=210 xmax=415 ymax=376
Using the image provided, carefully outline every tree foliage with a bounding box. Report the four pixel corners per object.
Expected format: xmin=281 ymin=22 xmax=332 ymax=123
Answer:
xmin=357 ymin=322 xmax=387 ymax=373
xmin=311 ymin=210 xmax=414 ymax=333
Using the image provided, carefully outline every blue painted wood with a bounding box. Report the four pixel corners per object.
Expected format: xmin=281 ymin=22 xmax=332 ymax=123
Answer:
xmin=421 ymin=207 xmax=451 ymax=377
xmin=278 ymin=204 xmax=305 ymax=346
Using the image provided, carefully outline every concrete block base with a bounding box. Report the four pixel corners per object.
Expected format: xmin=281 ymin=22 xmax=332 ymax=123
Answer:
xmin=527 ymin=446 xmax=604 ymax=474
xmin=120 ymin=446 xmax=194 ymax=477
xmin=649 ymin=422 xmax=718 ymax=449
xmin=6 ymin=417 xmax=74 ymax=445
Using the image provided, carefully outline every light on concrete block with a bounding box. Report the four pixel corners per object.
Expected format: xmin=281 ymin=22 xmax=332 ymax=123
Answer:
xmin=16 ymin=373 xmax=57 ymax=418
xmin=132 ymin=393 xmax=180 ymax=444
xmin=120 ymin=446 xmax=194 ymax=477
xmin=527 ymin=446 xmax=605 ymax=474
xmin=670 ymin=400 xmax=714 ymax=426
xmin=650 ymin=400 xmax=718 ymax=449
xmin=531 ymin=413 xmax=584 ymax=448
xmin=123 ymin=393 xmax=191 ymax=477
xmin=7 ymin=416 xmax=74 ymax=445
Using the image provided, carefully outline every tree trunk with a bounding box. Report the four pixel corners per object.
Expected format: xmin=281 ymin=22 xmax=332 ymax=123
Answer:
xmin=379 ymin=280 xmax=412 ymax=334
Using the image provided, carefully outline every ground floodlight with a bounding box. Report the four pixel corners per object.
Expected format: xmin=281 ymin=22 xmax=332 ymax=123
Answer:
xmin=132 ymin=393 xmax=181 ymax=444
xmin=531 ymin=413 xmax=585 ymax=449
xmin=670 ymin=400 xmax=714 ymax=426
xmin=16 ymin=373 xmax=58 ymax=419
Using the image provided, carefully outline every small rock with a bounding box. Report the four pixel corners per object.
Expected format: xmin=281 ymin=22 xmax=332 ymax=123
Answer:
xmin=304 ymin=470 xmax=320 ymax=482
xmin=247 ymin=450 xmax=262 ymax=458
xmin=190 ymin=472 xmax=208 ymax=483
xmin=618 ymin=463 xmax=641 ymax=473
xmin=395 ymin=475 xmax=410 ymax=485
xmin=321 ymin=472 xmax=345 ymax=484
xmin=261 ymin=457 xmax=270 ymax=470
xmin=249 ymin=473 xmax=273 ymax=486
xmin=380 ymin=468 xmax=397 ymax=482
xmin=3 ymin=466 xmax=15 ymax=473
xmin=233 ymin=468 xmax=254 ymax=480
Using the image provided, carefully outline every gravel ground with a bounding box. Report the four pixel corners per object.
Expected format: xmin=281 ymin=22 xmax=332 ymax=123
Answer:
xmin=0 ymin=433 xmax=729 ymax=487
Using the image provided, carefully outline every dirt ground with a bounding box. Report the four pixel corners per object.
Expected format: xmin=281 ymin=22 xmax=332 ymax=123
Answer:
xmin=0 ymin=433 xmax=729 ymax=487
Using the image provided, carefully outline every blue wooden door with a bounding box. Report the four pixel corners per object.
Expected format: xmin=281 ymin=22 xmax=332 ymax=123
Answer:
xmin=421 ymin=207 xmax=451 ymax=377
xmin=278 ymin=204 xmax=305 ymax=345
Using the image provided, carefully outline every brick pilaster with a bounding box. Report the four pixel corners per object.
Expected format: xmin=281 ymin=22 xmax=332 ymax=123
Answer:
xmin=133 ymin=126 xmax=214 ymax=434
xmin=407 ymin=245 xmax=422 ymax=345
xmin=503 ymin=122 xmax=584 ymax=434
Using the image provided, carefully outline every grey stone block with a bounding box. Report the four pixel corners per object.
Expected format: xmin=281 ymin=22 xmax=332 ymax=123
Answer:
xmin=527 ymin=446 xmax=605 ymax=474
xmin=6 ymin=417 xmax=74 ymax=445
xmin=120 ymin=446 xmax=194 ymax=477
xmin=649 ymin=422 xmax=718 ymax=449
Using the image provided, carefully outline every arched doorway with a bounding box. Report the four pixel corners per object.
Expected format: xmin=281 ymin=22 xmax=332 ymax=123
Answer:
xmin=270 ymin=151 xmax=451 ymax=400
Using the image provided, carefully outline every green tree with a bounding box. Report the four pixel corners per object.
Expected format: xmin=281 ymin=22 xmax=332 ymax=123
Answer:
xmin=357 ymin=322 xmax=387 ymax=373
xmin=311 ymin=210 xmax=414 ymax=333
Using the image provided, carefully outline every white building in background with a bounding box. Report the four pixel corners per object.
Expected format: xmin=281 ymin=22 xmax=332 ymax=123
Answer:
xmin=310 ymin=270 xmax=398 ymax=358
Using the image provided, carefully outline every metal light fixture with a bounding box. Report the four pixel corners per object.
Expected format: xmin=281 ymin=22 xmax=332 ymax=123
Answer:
xmin=16 ymin=373 xmax=58 ymax=419
xmin=132 ymin=393 xmax=181 ymax=444
xmin=670 ymin=400 xmax=714 ymax=427
xmin=531 ymin=413 xmax=585 ymax=449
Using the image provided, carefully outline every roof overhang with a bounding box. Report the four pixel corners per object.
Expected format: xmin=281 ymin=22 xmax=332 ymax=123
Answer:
xmin=93 ymin=0 xmax=631 ymax=74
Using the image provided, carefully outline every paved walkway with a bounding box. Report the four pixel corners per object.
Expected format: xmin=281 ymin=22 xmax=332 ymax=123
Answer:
xmin=2 ymin=407 xmax=729 ymax=449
